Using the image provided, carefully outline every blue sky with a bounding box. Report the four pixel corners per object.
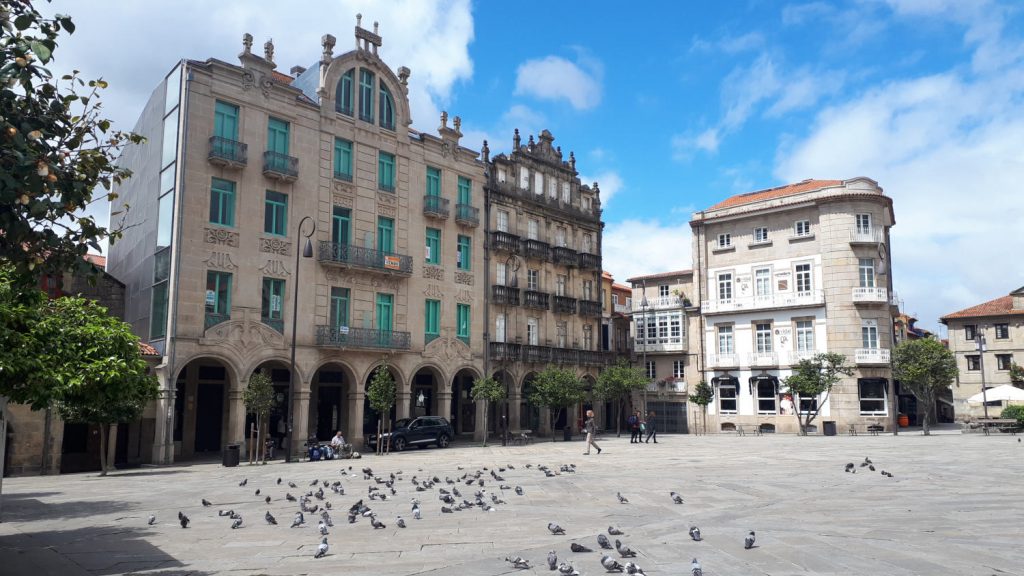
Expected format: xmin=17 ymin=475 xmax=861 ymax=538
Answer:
xmin=46 ymin=0 xmax=1024 ymax=333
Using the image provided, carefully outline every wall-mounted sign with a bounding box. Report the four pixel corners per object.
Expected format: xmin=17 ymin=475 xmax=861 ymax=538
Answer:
xmin=384 ymin=255 xmax=402 ymax=270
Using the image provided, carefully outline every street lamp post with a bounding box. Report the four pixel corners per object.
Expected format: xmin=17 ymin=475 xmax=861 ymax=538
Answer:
xmin=977 ymin=330 xmax=989 ymax=419
xmin=285 ymin=216 xmax=315 ymax=463
xmin=640 ymin=280 xmax=649 ymax=415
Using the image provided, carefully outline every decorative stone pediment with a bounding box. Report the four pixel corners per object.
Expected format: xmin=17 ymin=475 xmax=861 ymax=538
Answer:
xmin=203 ymin=251 xmax=237 ymax=271
xmin=454 ymin=272 xmax=473 ymax=285
xmin=259 ymin=259 xmax=291 ymax=277
xmin=205 ymin=228 xmax=239 ymax=247
xmin=203 ymin=319 xmax=282 ymax=348
xmin=333 ymin=191 xmax=354 ymax=207
xmin=424 ymin=283 xmax=443 ymax=299
xmin=423 ymin=333 xmax=473 ymax=363
xmin=259 ymin=237 xmax=291 ymax=255
xmin=423 ymin=266 xmax=444 ymax=280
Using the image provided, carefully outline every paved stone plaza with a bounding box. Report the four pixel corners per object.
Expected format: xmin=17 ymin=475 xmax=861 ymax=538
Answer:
xmin=1 ymin=433 xmax=1022 ymax=575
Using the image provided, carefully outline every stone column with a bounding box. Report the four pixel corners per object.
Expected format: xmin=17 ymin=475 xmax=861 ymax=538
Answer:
xmin=539 ymin=409 xmax=551 ymax=436
xmin=290 ymin=387 xmax=311 ymax=459
xmin=436 ymin=390 xmax=453 ymax=422
xmin=473 ymin=399 xmax=486 ymax=442
xmin=396 ymin=390 xmax=411 ymax=420
xmin=507 ymin=388 xmax=521 ymax=432
xmin=347 ymin=389 xmax=365 ymax=449
xmin=151 ymin=368 xmax=175 ymax=465
xmin=227 ymin=380 xmax=247 ymax=451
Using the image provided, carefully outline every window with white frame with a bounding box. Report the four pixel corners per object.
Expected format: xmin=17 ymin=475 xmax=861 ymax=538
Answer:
xmin=754 ymin=268 xmax=771 ymax=298
xmin=795 ymin=263 xmax=812 ymax=295
xmin=717 ymin=233 xmax=731 ymax=248
xmin=646 ymin=315 xmax=657 ymax=340
xmin=669 ymin=314 xmax=682 ymax=342
xmin=555 ymin=227 xmax=566 ymax=247
xmin=527 ymin=317 xmax=539 ymax=345
xmin=856 ymin=213 xmax=872 ymax=235
xmin=862 ymin=320 xmax=879 ymax=349
xmin=497 ymin=167 xmax=507 ymax=183
xmin=556 ymin=274 xmax=567 ymax=296
xmin=756 ymin=378 xmax=777 ymax=414
xmin=997 ymin=354 xmax=1013 ymax=370
xmin=534 ymin=171 xmax=544 ymax=196
xmin=995 ymin=323 xmax=1009 ymax=339
xmin=755 ymin=322 xmax=772 ymax=353
xmin=582 ymin=233 xmax=593 ymax=254
xmin=964 ymin=324 xmax=977 ymax=341
xmin=858 ymin=378 xmax=887 ymax=415
xmin=519 ymin=167 xmax=529 ymax=190
xmin=718 ymin=272 xmax=733 ymax=302
xmin=496 ymin=261 xmax=507 ymax=286
xmin=658 ymin=315 xmax=669 ymax=339
xmin=583 ymin=280 xmax=594 ymax=301
xmin=583 ymin=324 xmax=593 ymax=350
xmin=673 ymin=360 xmax=685 ymax=378
xmin=794 ymin=220 xmax=811 ymax=237
xmin=718 ymin=381 xmax=737 ymax=413
xmin=635 ymin=317 xmax=645 ymax=346
xmin=494 ymin=314 xmax=506 ymax=343
xmin=557 ymin=322 xmax=567 ymax=347
xmin=966 ymin=355 xmax=980 ymax=370
xmin=859 ymin=258 xmax=875 ymax=288
xmin=718 ymin=325 xmax=734 ymax=355
xmin=754 ymin=227 xmax=769 ymax=243
xmin=645 ymin=360 xmax=656 ymax=379
xmin=561 ymin=182 xmax=570 ymax=204
xmin=797 ymin=392 xmax=818 ymax=413
xmin=496 ymin=209 xmax=509 ymax=232
xmin=527 ymin=218 xmax=539 ymax=240
xmin=527 ymin=269 xmax=539 ymax=291
xmin=549 ymin=178 xmax=558 ymax=199
xmin=796 ymin=319 xmax=814 ymax=353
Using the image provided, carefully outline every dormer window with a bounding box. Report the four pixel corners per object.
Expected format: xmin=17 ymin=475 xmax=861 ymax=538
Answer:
xmin=359 ymin=69 xmax=375 ymax=123
xmin=379 ymin=80 xmax=395 ymax=130
xmin=335 ymin=68 xmax=354 ymax=116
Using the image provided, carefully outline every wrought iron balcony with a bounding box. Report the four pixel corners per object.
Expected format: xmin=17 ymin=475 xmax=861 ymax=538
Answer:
xmin=490 ymin=231 xmax=521 ymax=253
xmin=455 ymin=203 xmax=479 ymax=227
xmin=317 ymin=241 xmax=412 ymax=276
xmin=578 ymin=252 xmax=601 ymax=270
xmin=553 ymin=295 xmax=577 ymax=315
xmin=262 ymin=151 xmax=298 ymax=181
xmin=316 ymin=326 xmax=411 ymax=350
xmin=489 ymin=341 xmax=521 ymax=361
xmin=423 ymin=195 xmax=450 ymax=220
xmin=204 ymin=312 xmax=230 ymax=330
xmin=492 ymin=285 xmax=521 ymax=306
xmin=333 ymin=169 xmax=353 ymax=182
xmin=523 ymin=290 xmax=549 ymax=310
xmin=261 ymin=317 xmax=284 ymax=334
xmin=208 ymin=136 xmax=247 ymax=168
xmin=578 ymin=299 xmax=602 ymax=318
xmin=522 ymin=239 xmax=551 ymax=261
xmin=552 ymin=246 xmax=578 ymax=267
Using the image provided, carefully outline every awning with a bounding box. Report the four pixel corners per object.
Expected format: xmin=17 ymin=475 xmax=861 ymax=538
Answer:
xmin=967 ymin=384 xmax=1024 ymax=403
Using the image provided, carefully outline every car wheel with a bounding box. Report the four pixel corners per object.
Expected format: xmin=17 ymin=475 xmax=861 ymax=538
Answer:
xmin=437 ymin=434 xmax=450 ymax=448
xmin=392 ymin=437 xmax=407 ymax=452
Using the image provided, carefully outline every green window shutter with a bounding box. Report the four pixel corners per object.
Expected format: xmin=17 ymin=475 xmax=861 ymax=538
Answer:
xmin=457 ymin=176 xmax=471 ymax=205
xmin=209 ymin=178 xmax=236 ymax=226
xmin=267 ymin=117 xmax=289 ymax=155
xmin=330 ymin=287 xmax=350 ymax=328
xmin=335 ymin=68 xmax=354 ymax=115
xmin=377 ymin=216 xmax=394 ymax=254
xmin=425 ymin=299 xmax=440 ymax=343
xmin=376 ymin=293 xmax=393 ymax=331
xmin=332 ymin=206 xmax=351 ymax=246
xmin=359 ymin=69 xmax=375 ymax=122
xmin=457 ymin=235 xmax=471 ymax=271
xmin=334 ymin=138 xmax=352 ymax=180
xmin=214 ymin=100 xmax=238 ymax=140
xmin=456 ymin=304 xmax=470 ymax=344
xmin=425 ymin=228 xmax=441 ymax=264
xmin=426 ymin=167 xmax=441 ymax=197
xmin=265 ymin=190 xmax=288 ymax=236
xmin=378 ymin=152 xmax=395 ymax=191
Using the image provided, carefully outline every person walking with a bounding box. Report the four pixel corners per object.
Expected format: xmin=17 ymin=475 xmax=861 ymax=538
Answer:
xmin=628 ymin=410 xmax=641 ymax=444
xmin=644 ymin=410 xmax=658 ymax=443
xmin=583 ymin=410 xmax=602 ymax=455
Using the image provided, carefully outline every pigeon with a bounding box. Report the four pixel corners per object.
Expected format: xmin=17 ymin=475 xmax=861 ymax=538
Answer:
xmin=397 ymin=516 xmax=406 ymax=528
xmin=147 ymin=514 xmax=156 ymax=525
xmin=615 ymin=539 xmax=636 ymax=558
xmin=318 ymin=520 xmax=329 ymax=535
xmin=231 ymin=517 xmax=243 ymax=529
xmin=670 ymin=491 xmax=684 ymax=504
xmin=515 ymin=486 xmax=524 ymax=496
xmin=255 ymin=489 xmax=261 ymax=496
xmin=506 ymin=556 xmax=531 ymax=569
xmin=601 ymin=554 xmax=625 ymax=572
xmin=239 ymin=478 xmax=247 ymax=486
xmin=265 ymin=496 xmax=271 ymax=505
xmin=845 ymin=463 xmax=855 ymax=473
xmin=608 ymin=526 xmax=624 ymax=535
xmin=441 ymin=506 xmax=453 ymax=514
xmin=691 ymin=558 xmax=702 ymax=576
xmin=314 ymin=537 xmax=328 ymax=559
xmin=689 ymin=526 xmax=701 ymax=541
xmin=179 ymin=513 xmax=190 ymax=528
xmin=218 ymin=509 xmax=232 ymax=517
xmin=745 ymin=530 xmax=756 ymax=549
xmin=347 ymin=512 xmax=357 ymax=524
xmin=869 ymin=464 xmax=876 ymax=471
xmin=371 ymin=516 xmax=386 ymax=529
xmin=570 ymin=543 xmax=592 ymax=553
xmin=288 ymin=481 xmax=297 ymax=488
xmin=413 ymin=506 xmax=422 ymax=520
xmin=321 ymin=511 xmax=334 ymax=527
xmin=202 ymin=498 xmax=212 ymax=507
xmin=265 ymin=511 xmax=277 ymax=525
xmin=616 ymin=492 xmax=629 ymax=504
xmin=557 ymin=561 xmax=579 ymax=575
xmin=310 ymin=479 xmax=319 ymax=486
xmin=229 ymin=510 xmax=241 ymax=520
xmin=290 ymin=513 xmax=304 ymax=528
xmin=286 ymin=493 xmax=297 ymax=502
xmin=597 ymin=534 xmax=613 ymax=549
xmin=624 ymin=561 xmax=646 ymax=575
xmin=548 ymin=522 xmax=566 ymax=535
xmin=864 ymin=456 xmax=873 ymax=464
xmin=548 ymin=550 xmax=558 ymax=570
xmin=277 ymin=477 xmax=282 ymax=485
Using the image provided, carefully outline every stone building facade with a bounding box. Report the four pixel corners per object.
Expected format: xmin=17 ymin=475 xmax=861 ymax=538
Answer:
xmin=689 ymin=178 xmax=897 ymax=434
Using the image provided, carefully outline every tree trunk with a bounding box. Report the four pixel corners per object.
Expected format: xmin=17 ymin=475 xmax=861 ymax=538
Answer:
xmin=482 ymin=400 xmax=489 ymax=447
xmin=615 ymin=398 xmax=622 ymax=437
xmin=921 ymin=392 xmax=932 ymax=436
xmin=97 ymin=423 xmax=108 ymax=476
xmin=376 ymin=419 xmax=382 ymax=455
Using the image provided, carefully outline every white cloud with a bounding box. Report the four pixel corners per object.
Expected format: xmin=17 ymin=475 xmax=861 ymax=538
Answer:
xmin=579 ymin=171 xmax=623 ymax=206
xmin=514 ymin=55 xmax=602 ymax=110
xmin=602 ymin=218 xmax=693 ymax=283
xmin=691 ymin=32 xmax=765 ymax=55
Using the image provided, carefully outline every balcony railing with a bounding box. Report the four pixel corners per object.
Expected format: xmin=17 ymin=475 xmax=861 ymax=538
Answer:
xmin=423 ymin=195 xmax=450 ymax=220
xmin=492 ymin=285 xmax=521 ymax=306
xmin=333 ymin=170 xmax=353 ymax=182
xmin=552 ymin=246 xmax=578 ymax=267
xmin=317 ymin=241 xmax=413 ymax=276
xmin=522 ymin=344 xmax=549 ymax=364
xmin=316 ymin=326 xmax=411 ymax=350
xmin=490 ymin=231 xmax=520 ymax=253
xmin=579 ymin=299 xmax=602 ymax=318
xmin=522 ymin=239 xmax=551 ymax=261
xmin=489 ymin=341 xmax=521 ymax=361
xmin=488 ymin=180 xmax=602 ymax=223
xmin=488 ymin=341 xmax=610 ymax=367
xmin=523 ymin=290 xmax=549 ymax=310
xmin=553 ymin=295 xmax=577 ymax=315
xmin=455 ymin=203 xmax=479 ymax=227
xmin=579 ymin=350 xmax=611 ymax=366
xmin=262 ymin=317 xmax=284 ymax=334
xmin=855 ymin=348 xmax=890 ymax=364
xmin=707 ymin=353 xmax=739 ymax=368
xmin=208 ymin=136 xmax=247 ymax=168
xmin=204 ymin=312 xmax=230 ymax=330
xmin=578 ymin=252 xmax=600 ymax=270
xmin=852 ymin=286 xmax=889 ymax=304
xmin=850 ymin=228 xmax=883 ymax=244
xmin=634 ymin=338 xmax=686 ymax=354
xmin=701 ymin=289 xmax=825 ymax=314
xmin=631 ymin=296 xmax=685 ymax=312
xmin=551 ymin=347 xmax=578 ymax=365
xmin=613 ymin=303 xmax=630 ymax=314
xmin=748 ymin=352 xmax=779 ymax=367
xmin=262 ymin=151 xmax=298 ymax=181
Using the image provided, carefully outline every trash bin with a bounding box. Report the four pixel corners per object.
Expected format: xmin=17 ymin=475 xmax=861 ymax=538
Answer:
xmin=823 ymin=421 xmax=837 ymax=436
xmin=223 ymin=444 xmax=240 ymax=467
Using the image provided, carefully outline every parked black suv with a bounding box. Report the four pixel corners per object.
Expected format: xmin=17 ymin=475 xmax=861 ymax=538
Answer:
xmin=369 ymin=416 xmax=454 ymax=452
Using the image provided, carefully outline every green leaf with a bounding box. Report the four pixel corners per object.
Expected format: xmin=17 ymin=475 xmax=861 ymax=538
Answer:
xmin=14 ymin=14 xmax=33 ymax=30
xmin=59 ymin=17 xmax=75 ymax=34
xmin=29 ymin=40 xmax=51 ymax=63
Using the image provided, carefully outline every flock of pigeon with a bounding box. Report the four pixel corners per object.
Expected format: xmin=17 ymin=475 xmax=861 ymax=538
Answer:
xmin=844 ymin=455 xmax=895 ymax=478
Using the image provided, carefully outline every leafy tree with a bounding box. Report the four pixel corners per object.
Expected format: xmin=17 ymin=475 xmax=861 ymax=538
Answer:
xmin=0 ymin=265 xmax=49 ymax=407
xmin=0 ymin=1 xmax=143 ymax=284
xmin=40 ymin=297 xmax=158 ymax=475
xmin=1010 ymin=362 xmax=1024 ymax=386
xmin=594 ymin=360 xmax=647 ymax=436
xmin=470 ymin=376 xmax=506 ymax=446
xmin=783 ymin=352 xmax=853 ymax=435
xmin=242 ymin=370 xmax=275 ymax=464
xmin=892 ymin=338 xmax=957 ymax=435
xmin=367 ymin=362 xmax=396 ymax=455
xmin=528 ymin=366 xmax=586 ymax=441
xmin=688 ymin=380 xmax=714 ymax=435
xmin=1000 ymin=404 xmax=1024 ymax=426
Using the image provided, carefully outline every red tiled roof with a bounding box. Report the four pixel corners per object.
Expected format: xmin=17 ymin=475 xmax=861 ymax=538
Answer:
xmin=84 ymin=254 xmax=106 ymax=269
xmin=940 ymin=295 xmax=1024 ymax=321
xmin=612 ymin=283 xmax=631 ymax=292
xmin=272 ymin=71 xmax=294 ymax=85
xmin=139 ymin=342 xmax=161 ymax=357
xmin=627 ymin=269 xmax=692 ymax=283
xmin=705 ymin=179 xmax=844 ymax=211
xmin=602 ymin=271 xmax=614 ymax=279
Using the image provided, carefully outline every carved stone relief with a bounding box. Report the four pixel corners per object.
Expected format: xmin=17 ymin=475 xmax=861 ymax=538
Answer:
xmin=259 ymin=237 xmax=292 ymax=256
xmin=332 ymin=192 xmax=354 ymax=208
xmin=424 ymin=284 xmax=443 ymax=299
xmin=377 ymin=204 xmax=397 ymax=218
xmin=423 ymin=266 xmax=444 ymax=281
xmin=455 ymin=289 xmax=473 ymax=304
xmin=259 ymin=259 xmax=291 ymax=277
xmin=333 ymin=180 xmax=355 ymax=196
xmin=204 ymin=319 xmax=281 ymax=347
xmin=205 ymin=228 xmax=239 ymax=247
xmin=324 ymin=269 xmax=353 ymax=284
xmin=358 ymin=277 xmax=399 ymax=292
xmin=454 ymin=272 xmax=474 ymax=285
xmin=423 ymin=334 xmax=473 ymax=363
xmin=377 ymin=192 xmax=397 ymax=205
xmin=203 ymin=251 xmax=238 ymax=271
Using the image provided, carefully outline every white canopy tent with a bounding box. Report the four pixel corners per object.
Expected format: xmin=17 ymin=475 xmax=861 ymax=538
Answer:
xmin=967 ymin=384 xmax=1024 ymax=403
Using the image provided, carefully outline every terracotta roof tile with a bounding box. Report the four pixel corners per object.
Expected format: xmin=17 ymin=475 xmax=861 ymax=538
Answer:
xmin=612 ymin=283 xmax=631 ymax=292
xmin=271 ymin=71 xmax=294 ymax=85
xmin=941 ymin=295 xmax=1024 ymax=321
xmin=138 ymin=342 xmax=161 ymax=356
xmin=627 ymin=269 xmax=692 ymax=284
xmin=705 ymin=179 xmax=844 ymax=211
xmin=84 ymin=253 xmax=106 ymax=269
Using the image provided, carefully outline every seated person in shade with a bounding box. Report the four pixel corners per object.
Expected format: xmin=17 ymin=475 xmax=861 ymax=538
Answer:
xmin=331 ymin=430 xmax=346 ymax=449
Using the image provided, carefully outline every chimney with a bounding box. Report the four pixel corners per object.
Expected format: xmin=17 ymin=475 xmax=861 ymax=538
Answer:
xmin=290 ymin=65 xmax=306 ymax=77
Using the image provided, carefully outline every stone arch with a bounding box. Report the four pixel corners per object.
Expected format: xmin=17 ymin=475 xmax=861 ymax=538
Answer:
xmin=362 ymin=362 xmax=403 ymax=436
xmin=172 ymin=355 xmax=237 ymax=459
xmin=310 ymin=360 xmax=359 ymax=443
xmin=322 ymin=51 xmax=413 ymax=130
xmin=519 ymin=371 xmax=542 ymax=433
xmin=450 ymin=366 xmax=482 ymax=436
xmin=409 ymin=363 xmax=446 ymax=419
xmin=173 ymin=351 xmax=241 ymax=386
xmin=241 ymin=355 xmax=310 ymax=391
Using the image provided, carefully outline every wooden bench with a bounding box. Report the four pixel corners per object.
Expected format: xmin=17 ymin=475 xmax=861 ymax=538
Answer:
xmin=848 ymin=424 xmax=885 ymax=436
xmin=972 ymin=419 xmax=1021 ymax=435
xmin=508 ymin=430 xmax=534 ymax=445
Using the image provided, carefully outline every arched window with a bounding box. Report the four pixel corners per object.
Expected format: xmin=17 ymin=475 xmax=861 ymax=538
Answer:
xmin=379 ymin=81 xmax=395 ymax=130
xmin=335 ymin=68 xmax=354 ymax=115
xmin=359 ymin=69 xmax=375 ymax=122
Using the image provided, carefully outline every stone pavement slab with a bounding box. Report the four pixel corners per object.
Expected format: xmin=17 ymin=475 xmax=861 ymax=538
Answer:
xmin=1 ymin=433 xmax=1023 ymax=575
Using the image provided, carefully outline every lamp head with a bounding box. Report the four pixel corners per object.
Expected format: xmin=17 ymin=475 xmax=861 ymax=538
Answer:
xmin=303 ymin=238 xmax=313 ymax=258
